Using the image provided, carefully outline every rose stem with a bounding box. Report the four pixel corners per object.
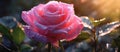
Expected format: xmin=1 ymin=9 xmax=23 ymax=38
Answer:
xmin=52 ymin=45 xmax=58 ymax=52
xmin=92 ymin=29 xmax=97 ymax=52
xmin=48 ymin=43 xmax=52 ymax=52
xmin=59 ymin=41 xmax=65 ymax=52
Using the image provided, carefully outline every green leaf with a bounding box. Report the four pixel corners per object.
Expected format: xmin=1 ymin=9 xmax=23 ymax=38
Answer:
xmin=0 ymin=24 xmax=12 ymax=40
xmin=20 ymin=44 xmax=31 ymax=52
xmin=0 ymin=16 xmax=17 ymax=29
xmin=80 ymin=16 xmax=94 ymax=29
xmin=12 ymin=27 xmax=25 ymax=45
xmin=112 ymin=36 xmax=120 ymax=48
xmin=92 ymin=18 xmax=111 ymax=27
xmin=96 ymin=21 xmax=120 ymax=36
xmin=73 ymin=31 xmax=91 ymax=42
xmin=0 ymin=24 xmax=9 ymax=34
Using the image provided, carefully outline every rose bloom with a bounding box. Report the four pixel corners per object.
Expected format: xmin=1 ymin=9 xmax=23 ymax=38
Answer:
xmin=22 ymin=1 xmax=83 ymax=47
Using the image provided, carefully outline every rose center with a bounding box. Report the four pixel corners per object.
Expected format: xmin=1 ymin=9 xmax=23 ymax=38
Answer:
xmin=46 ymin=4 xmax=58 ymax=13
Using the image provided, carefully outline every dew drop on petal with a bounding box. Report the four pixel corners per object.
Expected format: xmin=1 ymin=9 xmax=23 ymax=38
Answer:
xmin=99 ymin=30 xmax=103 ymax=34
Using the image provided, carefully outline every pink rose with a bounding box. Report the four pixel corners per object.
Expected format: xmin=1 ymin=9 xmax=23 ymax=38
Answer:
xmin=22 ymin=1 xmax=83 ymax=47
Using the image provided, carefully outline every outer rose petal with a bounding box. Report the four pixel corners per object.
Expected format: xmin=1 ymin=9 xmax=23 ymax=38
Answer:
xmin=65 ymin=17 xmax=83 ymax=41
xmin=22 ymin=11 xmax=33 ymax=25
xmin=23 ymin=25 xmax=48 ymax=43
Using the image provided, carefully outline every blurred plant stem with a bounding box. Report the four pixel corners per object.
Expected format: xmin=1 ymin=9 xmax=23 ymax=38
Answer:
xmin=59 ymin=41 xmax=65 ymax=52
xmin=54 ymin=47 xmax=58 ymax=52
xmin=16 ymin=44 xmax=21 ymax=52
xmin=48 ymin=43 xmax=52 ymax=52
xmin=48 ymin=41 xmax=65 ymax=52
xmin=92 ymin=29 xmax=97 ymax=52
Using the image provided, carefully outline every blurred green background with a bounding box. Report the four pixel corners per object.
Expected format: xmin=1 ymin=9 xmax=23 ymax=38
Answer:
xmin=1 ymin=0 xmax=120 ymax=21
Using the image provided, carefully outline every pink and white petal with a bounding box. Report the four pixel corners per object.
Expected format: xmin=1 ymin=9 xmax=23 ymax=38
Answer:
xmin=44 ymin=2 xmax=63 ymax=15
xmin=34 ymin=5 xmax=51 ymax=25
xmin=34 ymin=21 xmax=49 ymax=35
xmin=23 ymin=25 xmax=48 ymax=43
xmin=39 ymin=1 xmax=73 ymax=26
xmin=22 ymin=8 xmax=38 ymax=26
xmin=65 ymin=17 xmax=83 ymax=41
xmin=48 ymin=8 xmax=75 ymax=29
xmin=42 ymin=6 xmax=66 ymax=25
xmin=22 ymin=11 xmax=33 ymax=25
xmin=44 ymin=2 xmax=59 ymax=13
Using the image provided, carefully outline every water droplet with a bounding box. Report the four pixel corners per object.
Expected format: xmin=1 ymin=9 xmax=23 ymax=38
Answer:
xmin=107 ymin=28 xmax=109 ymax=30
xmin=60 ymin=39 xmax=66 ymax=42
xmin=99 ymin=30 xmax=103 ymax=33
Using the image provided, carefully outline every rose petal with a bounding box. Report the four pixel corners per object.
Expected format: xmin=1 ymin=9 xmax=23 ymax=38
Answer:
xmin=34 ymin=21 xmax=48 ymax=30
xmin=40 ymin=1 xmax=73 ymax=25
xmin=34 ymin=10 xmax=50 ymax=25
xmin=45 ymin=2 xmax=59 ymax=13
xmin=44 ymin=1 xmax=62 ymax=15
xmin=65 ymin=16 xmax=83 ymax=41
xmin=52 ymin=16 xmax=83 ymax=41
xmin=45 ymin=4 xmax=74 ymax=28
xmin=34 ymin=21 xmax=48 ymax=35
xmin=22 ymin=11 xmax=33 ymax=25
xmin=22 ymin=8 xmax=38 ymax=26
xmin=23 ymin=25 xmax=48 ymax=43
